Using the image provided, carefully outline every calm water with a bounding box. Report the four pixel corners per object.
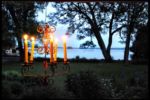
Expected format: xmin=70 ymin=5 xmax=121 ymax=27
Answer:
xmin=33 ymin=48 xmax=133 ymax=60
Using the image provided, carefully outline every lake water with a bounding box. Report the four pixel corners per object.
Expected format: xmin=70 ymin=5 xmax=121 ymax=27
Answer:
xmin=34 ymin=48 xmax=133 ymax=60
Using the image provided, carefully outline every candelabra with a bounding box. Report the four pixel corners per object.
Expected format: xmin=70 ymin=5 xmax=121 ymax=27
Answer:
xmin=21 ymin=23 xmax=70 ymax=85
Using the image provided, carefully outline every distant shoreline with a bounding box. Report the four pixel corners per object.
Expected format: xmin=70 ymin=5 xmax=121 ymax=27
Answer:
xmin=57 ymin=47 xmax=124 ymax=50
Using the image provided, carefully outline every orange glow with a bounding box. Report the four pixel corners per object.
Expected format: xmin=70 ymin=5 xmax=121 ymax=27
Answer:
xmin=62 ymin=35 xmax=67 ymax=63
xmin=50 ymin=34 xmax=54 ymax=40
xmin=30 ymin=36 xmax=35 ymax=63
xmin=24 ymin=36 xmax=28 ymax=64
xmin=54 ymin=38 xmax=58 ymax=44
xmin=23 ymin=34 xmax=28 ymax=40
xmin=62 ymin=35 xmax=67 ymax=42
xmin=54 ymin=38 xmax=58 ymax=62
xmin=50 ymin=37 xmax=54 ymax=63
xmin=43 ymin=38 xmax=48 ymax=44
xmin=31 ymin=36 xmax=35 ymax=41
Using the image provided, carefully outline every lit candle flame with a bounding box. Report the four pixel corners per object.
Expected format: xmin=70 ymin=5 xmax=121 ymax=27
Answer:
xmin=31 ymin=36 xmax=35 ymax=41
xmin=23 ymin=34 xmax=28 ymax=40
xmin=62 ymin=35 xmax=67 ymax=42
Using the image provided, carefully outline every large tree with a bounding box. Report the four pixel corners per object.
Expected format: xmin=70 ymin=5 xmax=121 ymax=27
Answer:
xmin=2 ymin=1 xmax=45 ymax=61
xmin=118 ymin=2 xmax=148 ymax=62
xmin=47 ymin=2 xmax=129 ymax=61
xmin=2 ymin=5 xmax=16 ymax=49
xmin=100 ymin=2 xmax=127 ymax=55
xmin=130 ymin=24 xmax=148 ymax=62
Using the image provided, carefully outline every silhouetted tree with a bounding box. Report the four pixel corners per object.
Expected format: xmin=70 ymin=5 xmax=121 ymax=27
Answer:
xmin=2 ymin=1 xmax=45 ymax=61
xmin=47 ymin=2 xmax=130 ymax=61
xmin=2 ymin=6 xmax=16 ymax=49
xmin=118 ymin=2 xmax=148 ymax=63
xmin=100 ymin=2 xmax=127 ymax=55
xmin=130 ymin=24 xmax=148 ymax=62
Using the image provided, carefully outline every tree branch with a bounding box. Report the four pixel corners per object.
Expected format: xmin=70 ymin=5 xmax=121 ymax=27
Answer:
xmin=111 ymin=25 xmax=126 ymax=35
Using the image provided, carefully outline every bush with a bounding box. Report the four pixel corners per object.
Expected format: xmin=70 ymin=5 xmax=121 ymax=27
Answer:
xmin=65 ymin=70 xmax=110 ymax=99
xmin=106 ymin=74 xmax=148 ymax=99
xmin=3 ymin=71 xmax=22 ymax=81
xmin=2 ymin=80 xmax=12 ymax=99
xmin=124 ymin=86 xmax=148 ymax=99
xmin=23 ymin=85 xmax=60 ymax=99
xmin=2 ymin=80 xmax=24 ymax=99
xmin=10 ymin=81 xmax=24 ymax=96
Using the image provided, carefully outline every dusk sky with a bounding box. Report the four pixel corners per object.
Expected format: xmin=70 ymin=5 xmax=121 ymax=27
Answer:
xmin=36 ymin=3 xmax=126 ymax=48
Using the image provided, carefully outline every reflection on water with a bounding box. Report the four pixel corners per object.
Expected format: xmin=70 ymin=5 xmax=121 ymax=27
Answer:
xmin=34 ymin=48 xmax=133 ymax=60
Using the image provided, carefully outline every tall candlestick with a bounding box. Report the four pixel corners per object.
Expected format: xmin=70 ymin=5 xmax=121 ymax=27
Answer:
xmin=54 ymin=38 xmax=58 ymax=63
xmin=63 ymin=36 xmax=67 ymax=63
xmin=24 ymin=34 xmax=28 ymax=64
xmin=30 ymin=37 xmax=35 ymax=63
xmin=50 ymin=35 xmax=54 ymax=63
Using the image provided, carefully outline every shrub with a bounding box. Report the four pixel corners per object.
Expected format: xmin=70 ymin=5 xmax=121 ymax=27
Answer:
xmin=65 ymin=70 xmax=110 ymax=99
xmin=23 ymin=85 xmax=60 ymax=99
xmin=3 ymin=70 xmax=22 ymax=81
xmin=2 ymin=80 xmax=24 ymax=99
xmin=2 ymin=80 xmax=12 ymax=99
xmin=10 ymin=81 xmax=24 ymax=96
xmin=124 ymin=86 xmax=148 ymax=99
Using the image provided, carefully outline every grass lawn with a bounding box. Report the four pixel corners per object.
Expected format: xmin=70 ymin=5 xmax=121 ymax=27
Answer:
xmin=2 ymin=61 xmax=148 ymax=91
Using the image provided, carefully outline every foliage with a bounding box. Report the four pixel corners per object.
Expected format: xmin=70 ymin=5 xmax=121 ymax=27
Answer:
xmin=65 ymin=70 xmax=111 ymax=99
xmin=48 ymin=2 xmax=148 ymax=61
xmin=2 ymin=80 xmax=24 ymax=99
xmin=80 ymin=40 xmax=96 ymax=48
xmin=2 ymin=6 xmax=16 ymax=49
xmin=2 ymin=73 xmax=63 ymax=99
xmin=48 ymin=2 xmax=123 ymax=60
xmin=130 ymin=24 xmax=148 ymax=62
xmin=2 ymin=80 xmax=13 ymax=99
xmin=118 ymin=2 xmax=148 ymax=62
xmin=104 ymin=72 xmax=148 ymax=99
xmin=2 ymin=62 xmax=148 ymax=99
xmin=22 ymin=85 xmax=59 ymax=99
xmin=10 ymin=81 xmax=24 ymax=96
xmin=119 ymin=2 xmax=148 ymax=42
xmin=2 ymin=1 xmax=45 ymax=61
xmin=2 ymin=70 xmax=22 ymax=81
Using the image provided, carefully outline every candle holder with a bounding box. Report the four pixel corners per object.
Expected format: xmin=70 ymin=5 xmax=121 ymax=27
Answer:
xmin=21 ymin=62 xmax=33 ymax=76
xmin=63 ymin=61 xmax=70 ymax=72
xmin=21 ymin=23 xmax=70 ymax=85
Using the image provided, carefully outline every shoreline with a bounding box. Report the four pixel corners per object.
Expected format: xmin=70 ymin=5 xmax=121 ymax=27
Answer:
xmin=2 ymin=56 xmax=148 ymax=65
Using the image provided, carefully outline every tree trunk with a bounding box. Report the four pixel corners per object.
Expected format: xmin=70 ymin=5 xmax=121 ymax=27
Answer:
xmin=93 ymin=27 xmax=112 ymax=61
xmin=124 ymin=31 xmax=131 ymax=63
xmin=107 ymin=34 xmax=113 ymax=55
xmin=6 ymin=5 xmax=24 ymax=62
xmin=107 ymin=12 xmax=114 ymax=55
xmin=16 ymin=33 xmax=24 ymax=62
